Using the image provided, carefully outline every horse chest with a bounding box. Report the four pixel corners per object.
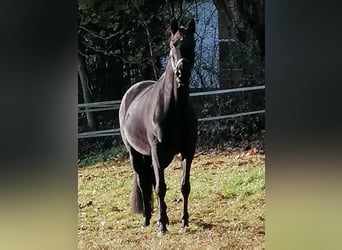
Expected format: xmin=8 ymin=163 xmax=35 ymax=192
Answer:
xmin=158 ymin=112 xmax=189 ymax=146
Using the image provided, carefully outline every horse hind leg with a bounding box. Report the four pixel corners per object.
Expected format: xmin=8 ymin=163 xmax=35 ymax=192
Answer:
xmin=136 ymin=172 xmax=153 ymax=227
xmin=129 ymin=149 xmax=154 ymax=228
xmin=139 ymin=155 xmax=154 ymax=227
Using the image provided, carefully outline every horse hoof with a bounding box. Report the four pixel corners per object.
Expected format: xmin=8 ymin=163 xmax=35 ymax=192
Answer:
xmin=181 ymin=220 xmax=189 ymax=228
xmin=158 ymin=229 xmax=167 ymax=237
xmin=158 ymin=225 xmax=167 ymax=236
xmin=141 ymin=217 xmax=150 ymax=228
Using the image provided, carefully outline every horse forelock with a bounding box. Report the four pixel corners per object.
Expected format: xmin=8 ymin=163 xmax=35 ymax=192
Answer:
xmin=168 ymin=30 xmax=181 ymax=43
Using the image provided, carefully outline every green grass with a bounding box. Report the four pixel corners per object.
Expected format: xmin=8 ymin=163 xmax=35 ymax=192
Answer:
xmin=78 ymin=150 xmax=265 ymax=249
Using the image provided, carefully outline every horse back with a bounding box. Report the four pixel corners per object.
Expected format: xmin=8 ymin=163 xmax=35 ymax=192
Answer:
xmin=120 ymin=81 xmax=156 ymax=112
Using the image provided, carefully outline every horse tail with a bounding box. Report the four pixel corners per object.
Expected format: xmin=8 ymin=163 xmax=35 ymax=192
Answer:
xmin=130 ymin=168 xmax=154 ymax=214
xmin=131 ymin=172 xmax=144 ymax=214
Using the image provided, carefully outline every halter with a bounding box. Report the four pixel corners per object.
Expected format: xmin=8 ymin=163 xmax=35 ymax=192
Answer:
xmin=169 ymin=49 xmax=191 ymax=87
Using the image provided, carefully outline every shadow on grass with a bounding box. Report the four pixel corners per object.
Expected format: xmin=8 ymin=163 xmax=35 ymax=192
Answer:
xmin=194 ymin=220 xmax=214 ymax=230
xmin=190 ymin=218 xmax=232 ymax=232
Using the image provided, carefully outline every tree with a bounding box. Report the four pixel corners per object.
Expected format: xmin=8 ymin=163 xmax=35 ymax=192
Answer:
xmin=78 ymin=0 xmax=169 ymax=99
xmin=78 ymin=53 xmax=97 ymax=129
xmin=213 ymin=0 xmax=264 ymax=87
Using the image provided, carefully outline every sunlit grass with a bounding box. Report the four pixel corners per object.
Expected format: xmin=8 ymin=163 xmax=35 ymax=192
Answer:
xmin=78 ymin=149 xmax=265 ymax=249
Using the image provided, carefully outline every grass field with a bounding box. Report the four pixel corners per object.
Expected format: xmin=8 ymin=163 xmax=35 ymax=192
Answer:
xmin=78 ymin=149 xmax=265 ymax=249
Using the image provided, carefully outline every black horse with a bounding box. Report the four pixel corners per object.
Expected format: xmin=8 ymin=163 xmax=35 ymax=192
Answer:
xmin=119 ymin=19 xmax=197 ymax=235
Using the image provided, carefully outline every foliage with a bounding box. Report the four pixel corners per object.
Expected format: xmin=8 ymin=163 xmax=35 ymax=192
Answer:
xmin=78 ymin=150 xmax=265 ymax=249
xmin=78 ymin=0 xmax=169 ymax=77
xmin=197 ymin=115 xmax=265 ymax=151
xmin=78 ymin=145 xmax=128 ymax=167
xmin=193 ymin=88 xmax=265 ymax=151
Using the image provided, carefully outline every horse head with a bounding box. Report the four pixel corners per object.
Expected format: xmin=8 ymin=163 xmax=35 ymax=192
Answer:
xmin=169 ymin=18 xmax=196 ymax=87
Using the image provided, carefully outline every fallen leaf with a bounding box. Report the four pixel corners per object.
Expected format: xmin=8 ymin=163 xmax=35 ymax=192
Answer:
xmin=215 ymin=192 xmax=226 ymax=200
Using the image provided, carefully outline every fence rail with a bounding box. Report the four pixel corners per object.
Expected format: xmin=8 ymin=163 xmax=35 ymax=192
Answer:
xmin=78 ymin=100 xmax=121 ymax=113
xmin=78 ymin=129 xmax=121 ymax=139
xmin=78 ymin=85 xmax=265 ymax=139
xmin=189 ymin=85 xmax=265 ymax=97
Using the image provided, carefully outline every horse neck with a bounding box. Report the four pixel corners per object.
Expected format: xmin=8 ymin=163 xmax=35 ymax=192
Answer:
xmin=162 ymin=62 xmax=189 ymax=105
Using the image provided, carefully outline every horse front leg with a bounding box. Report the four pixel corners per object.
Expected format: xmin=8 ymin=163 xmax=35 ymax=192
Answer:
xmin=180 ymin=156 xmax=192 ymax=228
xmin=151 ymin=145 xmax=169 ymax=235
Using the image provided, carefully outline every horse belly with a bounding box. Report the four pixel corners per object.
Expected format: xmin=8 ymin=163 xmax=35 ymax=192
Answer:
xmin=120 ymin=81 xmax=157 ymax=156
xmin=124 ymin=107 xmax=152 ymax=156
xmin=126 ymin=134 xmax=151 ymax=155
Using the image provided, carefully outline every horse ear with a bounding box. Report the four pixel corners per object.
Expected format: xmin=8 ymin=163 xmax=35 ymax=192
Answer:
xmin=171 ymin=18 xmax=178 ymax=34
xmin=187 ymin=19 xmax=195 ymax=35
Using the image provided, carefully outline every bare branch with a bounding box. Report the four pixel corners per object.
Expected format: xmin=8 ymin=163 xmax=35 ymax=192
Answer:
xmin=78 ymin=50 xmax=88 ymax=58
xmin=80 ymin=41 xmax=149 ymax=65
xmin=131 ymin=2 xmax=159 ymax=79
xmin=79 ymin=25 xmax=121 ymax=40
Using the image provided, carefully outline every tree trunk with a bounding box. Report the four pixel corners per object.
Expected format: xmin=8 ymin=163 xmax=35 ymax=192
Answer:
xmin=213 ymin=0 xmax=236 ymax=88
xmin=213 ymin=0 xmax=264 ymax=88
xmin=78 ymin=54 xmax=96 ymax=129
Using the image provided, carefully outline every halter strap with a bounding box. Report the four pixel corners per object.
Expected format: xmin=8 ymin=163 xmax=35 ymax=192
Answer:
xmin=169 ymin=49 xmax=192 ymax=87
xmin=170 ymin=54 xmax=191 ymax=74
